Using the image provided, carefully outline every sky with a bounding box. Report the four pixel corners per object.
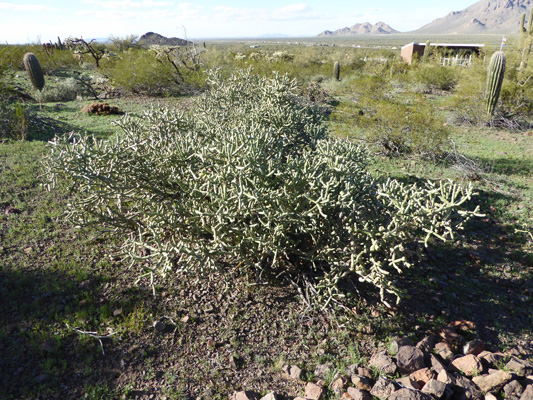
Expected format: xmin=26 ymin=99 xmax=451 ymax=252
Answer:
xmin=0 ymin=0 xmax=480 ymax=44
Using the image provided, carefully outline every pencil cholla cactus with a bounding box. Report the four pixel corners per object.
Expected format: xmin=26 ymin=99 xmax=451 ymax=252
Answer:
xmin=23 ymin=53 xmax=45 ymax=91
xmin=42 ymin=69 xmax=481 ymax=308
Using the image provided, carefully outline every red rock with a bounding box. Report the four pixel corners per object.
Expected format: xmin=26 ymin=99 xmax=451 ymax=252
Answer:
xmin=305 ymin=382 xmax=324 ymax=400
xmin=450 ymin=354 xmax=483 ymax=376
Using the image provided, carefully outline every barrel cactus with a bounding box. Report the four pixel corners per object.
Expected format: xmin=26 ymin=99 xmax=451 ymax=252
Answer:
xmin=23 ymin=53 xmax=45 ymax=91
xmin=485 ymin=51 xmax=506 ymax=116
xmin=333 ymin=61 xmax=340 ymax=81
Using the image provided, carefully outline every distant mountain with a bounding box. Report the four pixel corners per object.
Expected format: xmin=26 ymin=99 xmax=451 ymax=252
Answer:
xmin=138 ymin=32 xmax=193 ymax=46
xmin=412 ymin=0 xmax=533 ymax=34
xmin=318 ymin=22 xmax=399 ymax=37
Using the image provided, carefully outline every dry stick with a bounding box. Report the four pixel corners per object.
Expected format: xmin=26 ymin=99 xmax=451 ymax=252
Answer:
xmin=65 ymin=323 xmax=117 ymax=355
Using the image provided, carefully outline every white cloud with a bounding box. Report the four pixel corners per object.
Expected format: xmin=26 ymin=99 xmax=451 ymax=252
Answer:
xmin=273 ymin=3 xmax=312 ymax=20
xmin=0 ymin=2 xmax=57 ymax=11
xmin=80 ymin=0 xmax=173 ymax=9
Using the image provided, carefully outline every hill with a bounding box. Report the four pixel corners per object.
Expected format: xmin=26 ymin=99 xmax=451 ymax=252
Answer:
xmin=318 ymin=22 xmax=398 ymax=37
xmin=138 ymin=32 xmax=193 ymax=46
xmin=412 ymin=0 xmax=533 ymax=34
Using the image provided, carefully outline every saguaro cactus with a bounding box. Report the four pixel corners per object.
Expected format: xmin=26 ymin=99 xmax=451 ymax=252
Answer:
xmin=519 ymin=10 xmax=533 ymax=70
xmin=23 ymin=53 xmax=45 ymax=91
xmin=333 ymin=61 xmax=340 ymax=81
xmin=485 ymin=51 xmax=506 ymax=116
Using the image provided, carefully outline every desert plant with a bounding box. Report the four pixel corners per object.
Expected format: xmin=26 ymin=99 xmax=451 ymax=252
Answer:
xmin=23 ymin=52 xmax=45 ymax=91
xmin=519 ymin=10 xmax=533 ymax=70
xmin=0 ymin=101 xmax=28 ymax=140
xmin=42 ymin=69 xmax=481 ymax=308
xmin=333 ymin=61 xmax=340 ymax=81
xmin=486 ymin=51 xmax=506 ymax=116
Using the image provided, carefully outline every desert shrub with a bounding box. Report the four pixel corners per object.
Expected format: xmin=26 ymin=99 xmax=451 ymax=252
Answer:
xmin=410 ymin=64 xmax=458 ymax=91
xmin=0 ymin=101 xmax=29 ymax=140
xmin=34 ymin=77 xmax=80 ymax=102
xmin=355 ymin=95 xmax=451 ymax=156
xmin=103 ymin=49 xmax=180 ymax=95
xmin=42 ymin=69 xmax=480 ymax=307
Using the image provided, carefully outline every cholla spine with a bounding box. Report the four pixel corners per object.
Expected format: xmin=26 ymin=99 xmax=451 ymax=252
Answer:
xmin=333 ymin=61 xmax=340 ymax=81
xmin=23 ymin=53 xmax=45 ymax=91
xmin=486 ymin=51 xmax=506 ymax=116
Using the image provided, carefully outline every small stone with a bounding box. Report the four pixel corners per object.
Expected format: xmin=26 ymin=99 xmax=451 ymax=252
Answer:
xmin=417 ymin=336 xmax=435 ymax=353
xmin=332 ymin=377 xmax=349 ymax=396
xmin=506 ymin=358 xmax=533 ymax=377
xmin=397 ymin=346 xmax=426 ymax=374
xmin=504 ymin=381 xmax=524 ymax=398
xmin=435 ymin=342 xmax=454 ymax=352
xmin=388 ymin=336 xmax=413 ymax=355
xmin=346 ymin=387 xmax=371 ymax=400
xmin=451 ymin=373 xmax=483 ymax=400
xmin=485 ymin=393 xmax=498 ymax=400
xmin=478 ymin=351 xmax=505 ymax=368
xmin=370 ymin=377 xmax=399 ymax=399
xmin=113 ymin=308 xmax=122 ymax=316
xmin=388 ymin=388 xmax=434 ymax=400
xmin=395 ymin=376 xmax=421 ymax=390
xmin=344 ymin=364 xmax=359 ymax=377
xmin=314 ymin=364 xmax=331 ymax=380
xmin=305 ymin=382 xmax=324 ymax=400
xmin=463 ymin=340 xmax=485 ymax=356
xmin=520 ymin=384 xmax=533 ymax=400
xmin=422 ymin=379 xmax=448 ymax=399
xmin=472 ymin=370 xmax=513 ymax=393
xmin=410 ymin=368 xmax=434 ymax=387
xmin=35 ymin=374 xmax=48 ymax=383
xmin=357 ymin=367 xmax=373 ymax=380
xmin=431 ymin=354 xmax=448 ymax=374
xmin=437 ymin=369 xmax=454 ymax=384
xmin=450 ymin=354 xmax=483 ymax=376
xmin=368 ymin=351 xmax=397 ymax=375
xmin=351 ymin=375 xmax=372 ymax=391
xmin=235 ymin=391 xmax=259 ymax=400
xmin=153 ymin=321 xmax=166 ymax=332
xmin=289 ymin=365 xmax=303 ymax=381
xmin=260 ymin=392 xmax=279 ymax=400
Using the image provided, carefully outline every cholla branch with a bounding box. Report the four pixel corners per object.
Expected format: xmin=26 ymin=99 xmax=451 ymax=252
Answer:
xmin=65 ymin=323 xmax=117 ymax=355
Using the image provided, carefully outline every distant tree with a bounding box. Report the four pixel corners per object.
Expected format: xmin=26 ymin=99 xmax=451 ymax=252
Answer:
xmin=108 ymin=34 xmax=139 ymax=52
xmin=65 ymin=37 xmax=107 ymax=67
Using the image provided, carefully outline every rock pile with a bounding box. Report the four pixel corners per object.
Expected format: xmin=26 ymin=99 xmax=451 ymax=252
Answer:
xmin=230 ymin=321 xmax=533 ymax=400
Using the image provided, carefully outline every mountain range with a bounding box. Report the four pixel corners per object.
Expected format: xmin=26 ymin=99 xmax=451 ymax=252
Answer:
xmin=318 ymin=0 xmax=533 ymax=36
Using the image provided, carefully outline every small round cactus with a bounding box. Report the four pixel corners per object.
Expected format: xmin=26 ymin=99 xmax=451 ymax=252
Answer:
xmin=23 ymin=52 xmax=45 ymax=91
xmin=485 ymin=51 xmax=506 ymax=116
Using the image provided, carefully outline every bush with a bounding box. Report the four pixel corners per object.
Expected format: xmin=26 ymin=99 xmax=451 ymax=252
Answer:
xmin=43 ymin=69 xmax=480 ymax=307
xmin=103 ymin=49 xmax=180 ymax=95
xmin=410 ymin=64 xmax=458 ymax=91
xmin=34 ymin=77 xmax=80 ymax=102
xmin=356 ymin=95 xmax=451 ymax=156
xmin=0 ymin=101 xmax=29 ymax=140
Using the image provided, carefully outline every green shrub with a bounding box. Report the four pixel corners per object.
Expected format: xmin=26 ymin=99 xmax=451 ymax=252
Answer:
xmin=34 ymin=77 xmax=80 ymax=102
xmin=42 ymin=69 xmax=480 ymax=307
xmin=103 ymin=49 xmax=180 ymax=95
xmin=355 ymin=95 xmax=451 ymax=156
xmin=0 ymin=101 xmax=29 ymax=140
xmin=410 ymin=64 xmax=458 ymax=91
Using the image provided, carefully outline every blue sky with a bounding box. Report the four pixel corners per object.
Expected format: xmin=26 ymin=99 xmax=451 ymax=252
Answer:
xmin=0 ymin=0 xmax=478 ymax=44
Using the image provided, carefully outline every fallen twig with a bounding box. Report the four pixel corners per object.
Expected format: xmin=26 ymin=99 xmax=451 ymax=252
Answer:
xmin=65 ymin=323 xmax=117 ymax=355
